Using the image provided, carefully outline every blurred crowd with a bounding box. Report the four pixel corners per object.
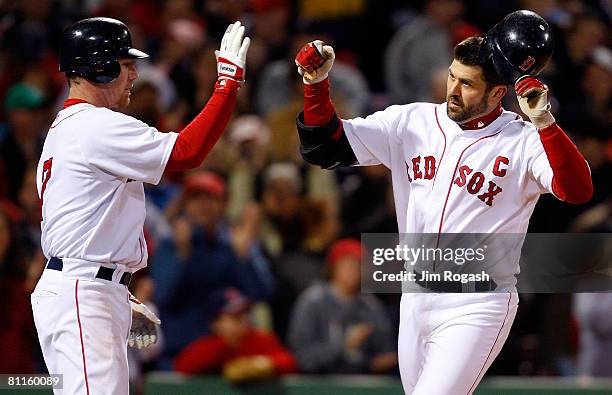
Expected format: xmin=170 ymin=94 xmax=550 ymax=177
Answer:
xmin=0 ymin=0 xmax=610 ymax=390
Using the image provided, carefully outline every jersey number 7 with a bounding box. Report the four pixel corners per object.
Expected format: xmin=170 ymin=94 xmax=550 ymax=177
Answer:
xmin=40 ymin=157 xmax=53 ymax=220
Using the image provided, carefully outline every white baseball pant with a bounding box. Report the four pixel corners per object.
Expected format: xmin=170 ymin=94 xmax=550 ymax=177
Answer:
xmin=31 ymin=267 xmax=132 ymax=395
xmin=398 ymin=292 xmax=518 ymax=394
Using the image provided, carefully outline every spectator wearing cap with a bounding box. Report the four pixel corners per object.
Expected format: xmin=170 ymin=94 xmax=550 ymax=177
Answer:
xmin=174 ymin=287 xmax=297 ymax=381
xmin=260 ymin=162 xmax=306 ymax=257
xmin=0 ymin=83 xmax=47 ymax=203
xmin=151 ymin=171 xmax=274 ymax=369
xmin=287 ymin=239 xmax=397 ymax=374
xmin=225 ymin=115 xmax=271 ymax=222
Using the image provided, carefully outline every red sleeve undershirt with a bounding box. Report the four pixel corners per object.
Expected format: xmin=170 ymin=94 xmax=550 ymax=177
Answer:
xmin=166 ymin=79 xmax=239 ymax=171
xmin=303 ymin=78 xmax=343 ymax=140
xmin=538 ymin=123 xmax=593 ymax=204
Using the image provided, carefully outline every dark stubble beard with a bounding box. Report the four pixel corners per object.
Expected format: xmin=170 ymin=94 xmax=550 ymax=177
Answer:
xmin=446 ymin=91 xmax=490 ymax=123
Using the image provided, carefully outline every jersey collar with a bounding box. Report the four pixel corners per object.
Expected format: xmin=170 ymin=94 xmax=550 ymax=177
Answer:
xmin=438 ymin=102 xmax=519 ymax=138
xmin=63 ymin=98 xmax=90 ymax=109
xmin=459 ymin=103 xmax=502 ymax=130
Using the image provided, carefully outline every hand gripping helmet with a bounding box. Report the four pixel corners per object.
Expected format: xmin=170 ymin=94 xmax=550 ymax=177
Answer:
xmin=59 ymin=17 xmax=149 ymax=84
xmin=478 ymin=10 xmax=554 ymax=85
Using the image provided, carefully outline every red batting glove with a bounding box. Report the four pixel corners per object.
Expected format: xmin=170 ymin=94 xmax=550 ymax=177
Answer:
xmin=295 ymin=40 xmax=335 ymax=84
xmin=216 ymin=21 xmax=250 ymax=83
xmin=295 ymin=42 xmax=326 ymax=73
xmin=514 ymin=76 xmax=555 ymax=128
xmin=515 ymin=76 xmax=547 ymax=96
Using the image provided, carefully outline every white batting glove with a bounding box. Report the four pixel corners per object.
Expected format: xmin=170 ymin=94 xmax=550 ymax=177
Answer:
xmin=295 ymin=40 xmax=335 ymax=84
xmin=128 ymin=293 xmax=161 ymax=349
xmin=515 ymin=76 xmax=555 ymax=129
xmin=215 ymin=21 xmax=251 ymax=82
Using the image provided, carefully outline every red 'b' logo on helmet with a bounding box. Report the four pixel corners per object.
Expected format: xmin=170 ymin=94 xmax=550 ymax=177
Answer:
xmin=519 ymin=56 xmax=536 ymax=71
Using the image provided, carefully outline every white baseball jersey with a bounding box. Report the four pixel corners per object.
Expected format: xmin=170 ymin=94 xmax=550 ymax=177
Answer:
xmin=36 ymin=102 xmax=177 ymax=270
xmin=343 ymin=101 xmax=551 ymax=393
xmin=343 ymin=102 xmax=554 ymax=287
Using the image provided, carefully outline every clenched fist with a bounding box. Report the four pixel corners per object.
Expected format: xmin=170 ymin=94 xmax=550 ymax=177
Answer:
xmin=295 ymin=40 xmax=335 ymax=84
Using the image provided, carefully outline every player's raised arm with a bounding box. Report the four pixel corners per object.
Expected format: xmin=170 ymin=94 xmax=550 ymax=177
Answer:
xmin=293 ymin=41 xmax=357 ymax=169
xmin=165 ymin=21 xmax=251 ymax=171
xmin=516 ymin=76 xmax=593 ymax=204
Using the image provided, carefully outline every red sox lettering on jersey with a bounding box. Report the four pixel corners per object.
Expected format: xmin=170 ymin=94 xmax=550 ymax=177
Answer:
xmin=406 ymin=154 xmax=510 ymax=206
xmin=341 ymin=102 xmax=555 ymax=290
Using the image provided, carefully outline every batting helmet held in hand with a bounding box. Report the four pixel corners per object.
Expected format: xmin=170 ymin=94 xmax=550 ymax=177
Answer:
xmin=478 ymin=10 xmax=554 ymax=85
xmin=59 ymin=17 xmax=149 ymax=84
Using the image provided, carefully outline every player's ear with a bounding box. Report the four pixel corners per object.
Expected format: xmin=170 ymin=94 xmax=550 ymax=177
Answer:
xmin=489 ymin=85 xmax=507 ymax=102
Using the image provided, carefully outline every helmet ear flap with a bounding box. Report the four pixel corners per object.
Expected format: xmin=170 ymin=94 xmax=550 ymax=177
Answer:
xmin=76 ymin=58 xmax=121 ymax=84
xmin=89 ymin=58 xmax=121 ymax=84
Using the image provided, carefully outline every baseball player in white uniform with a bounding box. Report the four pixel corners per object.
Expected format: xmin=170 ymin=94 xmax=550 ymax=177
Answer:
xmin=294 ymin=11 xmax=593 ymax=395
xmin=30 ymin=17 xmax=250 ymax=394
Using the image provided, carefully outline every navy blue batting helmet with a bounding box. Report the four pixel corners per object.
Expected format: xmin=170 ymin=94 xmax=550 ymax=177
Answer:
xmin=59 ymin=17 xmax=149 ymax=84
xmin=478 ymin=10 xmax=554 ymax=85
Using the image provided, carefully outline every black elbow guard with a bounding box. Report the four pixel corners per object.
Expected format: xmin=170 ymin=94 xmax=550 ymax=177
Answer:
xmin=296 ymin=111 xmax=357 ymax=169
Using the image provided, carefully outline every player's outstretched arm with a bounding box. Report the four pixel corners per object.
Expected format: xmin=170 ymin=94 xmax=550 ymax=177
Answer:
xmin=294 ymin=41 xmax=357 ymax=169
xmin=516 ymin=77 xmax=593 ymax=204
xmin=166 ymin=21 xmax=250 ymax=171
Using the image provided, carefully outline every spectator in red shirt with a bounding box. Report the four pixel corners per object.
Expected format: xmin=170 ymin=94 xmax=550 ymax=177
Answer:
xmin=174 ymin=287 xmax=297 ymax=382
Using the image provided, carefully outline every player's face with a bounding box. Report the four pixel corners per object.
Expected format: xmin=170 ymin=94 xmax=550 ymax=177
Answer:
xmin=212 ymin=311 xmax=250 ymax=344
xmin=184 ymin=192 xmax=225 ymax=231
xmin=446 ymin=60 xmax=499 ymax=123
xmin=332 ymin=256 xmax=361 ymax=294
xmin=106 ymin=59 xmax=138 ymax=109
